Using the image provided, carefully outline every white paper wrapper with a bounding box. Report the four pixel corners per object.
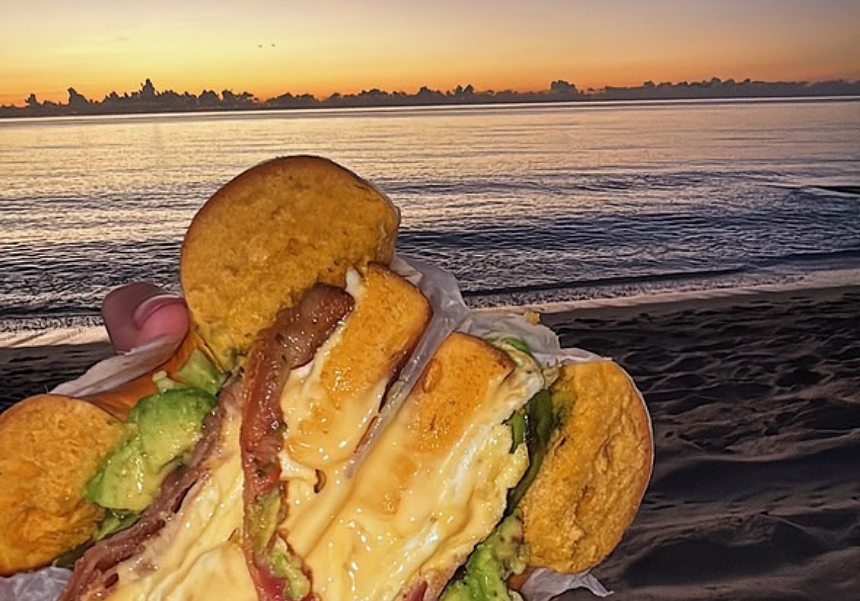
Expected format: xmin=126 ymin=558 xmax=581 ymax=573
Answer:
xmin=4 ymin=257 xmax=646 ymax=600
xmin=520 ymin=569 xmax=612 ymax=600
xmin=0 ymin=567 xmax=71 ymax=601
xmin=51 ymin=336 xmax=181 ymax=398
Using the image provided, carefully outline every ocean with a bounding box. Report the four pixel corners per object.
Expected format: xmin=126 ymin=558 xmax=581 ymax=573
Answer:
xmin=2 ymin=100 xmax=860 ymax=600
xmin=1 ymin=97 xmax=859 ymax=340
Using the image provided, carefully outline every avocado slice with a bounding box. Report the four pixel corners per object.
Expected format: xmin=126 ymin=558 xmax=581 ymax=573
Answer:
xmin=440 ymin=514 xmax=526 ymax=601
xmin=508 ymin=389 xmax=559 ymax=509
xmin=86 ymin=387 xmax=217 ymax=513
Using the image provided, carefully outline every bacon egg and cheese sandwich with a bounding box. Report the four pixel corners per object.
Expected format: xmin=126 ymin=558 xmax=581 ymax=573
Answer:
xmin=0 ymin=156 xmax=652 ymax=601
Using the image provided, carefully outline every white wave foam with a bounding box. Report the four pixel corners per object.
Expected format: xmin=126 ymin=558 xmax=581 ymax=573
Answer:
xmin=0 ymin=326 xmax=108 ymax=348
xmin=2 ymin=269 xmax=858 ymax=348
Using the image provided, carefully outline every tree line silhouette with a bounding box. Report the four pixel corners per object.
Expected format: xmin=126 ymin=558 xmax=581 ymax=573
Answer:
xmin=2 ymin=77 xmax=858 ymax=117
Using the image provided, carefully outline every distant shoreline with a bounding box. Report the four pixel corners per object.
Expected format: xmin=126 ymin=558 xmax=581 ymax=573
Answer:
xmin=3 ymin=94 xmax=859 ymax=123
xmin=3 ymin=77 xmax=858 ymax=119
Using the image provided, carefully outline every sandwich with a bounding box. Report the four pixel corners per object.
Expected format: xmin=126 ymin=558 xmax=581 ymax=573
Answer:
xmin=0 ymin=155 xmax=399 ymax=578
xmin=0 ymin=156 xmax=652 ymax=601
xmin=0 ymin=331 xmax=221 ymax=576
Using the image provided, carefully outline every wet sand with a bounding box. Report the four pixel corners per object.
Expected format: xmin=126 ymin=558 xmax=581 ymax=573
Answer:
xmin=2 ymin=286 xmax=859 ymax=600
xmin=1 ymin=342 xmax=112 ymax=409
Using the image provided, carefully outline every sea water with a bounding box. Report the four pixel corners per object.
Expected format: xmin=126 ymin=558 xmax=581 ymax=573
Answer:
xmin=1 ymin=98 xmax=858 ymax=340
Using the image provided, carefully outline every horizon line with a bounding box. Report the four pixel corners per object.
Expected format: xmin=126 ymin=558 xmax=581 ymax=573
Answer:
xmin=5 ymin=75 xmax=860 ymax=110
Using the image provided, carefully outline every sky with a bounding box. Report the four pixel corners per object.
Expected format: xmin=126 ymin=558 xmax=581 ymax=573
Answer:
xmin=1 ymin=0 xmax=858 ymax=106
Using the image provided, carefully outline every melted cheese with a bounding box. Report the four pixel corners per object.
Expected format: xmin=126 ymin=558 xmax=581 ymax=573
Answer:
xmin=279 ymin=334 xmax=543 ymax=601
xmin=278 ymin=318 xmax=390 ymax=556
xmin=110 ymin=402 xmax=256 ymax=601
xmin=308 ymin=426 xmax=529 ymax=600
xmin=278 ymin=271 xmax=415 ymax=555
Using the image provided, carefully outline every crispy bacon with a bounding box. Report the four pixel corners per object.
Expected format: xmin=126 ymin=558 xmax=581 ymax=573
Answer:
xmin=241 ymin=284 xmax=354 ymax=601
xmin=401 ymin=582 xmax=429 ymax=601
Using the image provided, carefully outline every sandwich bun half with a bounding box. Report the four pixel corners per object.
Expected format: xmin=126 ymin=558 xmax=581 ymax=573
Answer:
xmin=181 ymin=155 xmax=399 ymax=370
xmin=520 ymin=359 xmax=653 ymax=574
xmin=0 ymin=395 xmax=126 ymax=575
xmin=0 ymin=331 xmax=210 ymax=575
xmin=0 ymin=155 xmax=399 ymax=577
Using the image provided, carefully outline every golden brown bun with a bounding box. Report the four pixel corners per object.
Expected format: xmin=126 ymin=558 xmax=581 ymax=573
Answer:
xmin=287 ymin=264 xmax=432 ymax=464
xmin=407 ymin=332 xmax=516 ymax=455
xmin=318 ymin=264 xmax=432 ymax=413
xmin=0 ymin=395 xmax=127 ymax=575
xmin=0 ymin=331 xmax=208 ymax=574
xmin=181 ymin=155 xmax=399 ymax=370
xmin=520 ymin=361 xmax=652 ymax=573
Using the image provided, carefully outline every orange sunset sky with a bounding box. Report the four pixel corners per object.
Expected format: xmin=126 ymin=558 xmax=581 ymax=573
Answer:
xmin=1 ymin=0 xmax=859 ymax=107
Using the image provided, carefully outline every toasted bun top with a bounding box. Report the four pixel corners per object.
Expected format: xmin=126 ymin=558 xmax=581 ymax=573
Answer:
xmin=519 ymin=360 xmax=653 ymax=573
xmin=407 ymin=333 xmax=517 ymax=454
xmin=0 ymin=395 xmax=126 ymax=575
xmin=181 ymin=155 xmax=399 ymax=370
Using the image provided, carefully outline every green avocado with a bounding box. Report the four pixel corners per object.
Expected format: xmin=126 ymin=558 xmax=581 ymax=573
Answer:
xmin=176 ymin=349 xmax=227 ymax=396
xmin=507 ymin=389 xmax=558 ymax=509
xmin=440 ymin=514 xmax=526 ymax=601
xmin=270 ymin=537 xmax=311 ymax=601
xmin=86 ymin=387 xmax=217 ymax=513
xmin=152 ymin=349 xmax=226 ymax=396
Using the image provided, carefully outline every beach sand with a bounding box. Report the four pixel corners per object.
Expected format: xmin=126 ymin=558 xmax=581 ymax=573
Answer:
xmin=1 ymin=286 xmax=858 ymax=600
xmin=544 ymin=286 xmax=860 ymax=601
xmin=0 ymin=342 xmax=113 ymax=408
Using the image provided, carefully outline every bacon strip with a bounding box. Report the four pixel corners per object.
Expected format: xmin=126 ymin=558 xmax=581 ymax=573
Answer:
xmin=401 ymin=581 xmax=429 ymax=601
xmin=241 ymin=284 xmax=354 ymax=601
